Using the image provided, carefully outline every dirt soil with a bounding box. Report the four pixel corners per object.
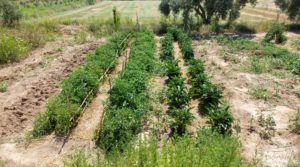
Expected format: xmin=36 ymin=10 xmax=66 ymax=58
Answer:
xmin=193 ymin=39 xmax=300 ymax=167
xmin=0 ymin=43 xmax=130 ymax=167
xmin=0 ymin=30 xmax=106 ymax=142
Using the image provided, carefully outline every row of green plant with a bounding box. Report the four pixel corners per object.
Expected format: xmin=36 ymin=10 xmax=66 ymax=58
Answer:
xmin=167 ymin=27 xmax=233 ymax=135
xmin=217 ymin=35 xmax=300 ymax=75
xmin=94 ymin=30 xmax=156 ymax=152
xmin=31 ymin=32 xmax=130 ymax=137
xmin=66 ymin=129 xmax=243 ymax=167
xmin=160 ymin=32 xmax=193 ymax=136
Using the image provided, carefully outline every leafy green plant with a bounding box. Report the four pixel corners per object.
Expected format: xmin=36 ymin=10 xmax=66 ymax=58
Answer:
xmin=188 ymin=59 xmax=205 ymax=79
xmin=95 ymin=31 xmax=156 ymax=151
xmin=290 ymin=110 xmax=300 ymax=134
xmin=257 ymin=113 xmax=276 ymax=140
xmin=160 ymin=33 xmax=174 ymax=60
xmin=199 ymin=82 xmax=223 ymax=112
xmin=207 ymin=106 xmax=234 ymax=135
xmin=0 ymin=81 xmax=8 ymax=92
xmin=165 ymin=60 xmax=181 ymax=83
xmin=0 ymin=34 xmax=29 ymax=64
xmin=167 ymin=76 xmax=190 ymax=110
xmin=0 ymin=0 xmax=22 ymax=27
xmin=263 ymin=23 xmax=287 ymax=44
xmin=61 ymin=68 xmax=99 ymax=104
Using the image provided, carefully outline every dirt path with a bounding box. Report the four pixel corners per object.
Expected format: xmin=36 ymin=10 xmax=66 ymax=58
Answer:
xmin=193 ymin=39 xmax=300 ymax=166
xmin=0 ymin=45 xmax=131 ymax=167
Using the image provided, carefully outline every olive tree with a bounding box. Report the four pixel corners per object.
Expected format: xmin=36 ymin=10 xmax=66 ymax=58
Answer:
xmin=159 ymin=0 xmax=257 ymax=24
xmin=275 ymin=0 xmax=300 ymax=20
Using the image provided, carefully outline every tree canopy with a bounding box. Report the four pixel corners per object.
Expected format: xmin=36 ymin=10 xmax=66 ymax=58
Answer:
xmin=275 ymin=0 xmax=300 ymax=20
xmin=159 ymin=0 xmax=257 ymax=24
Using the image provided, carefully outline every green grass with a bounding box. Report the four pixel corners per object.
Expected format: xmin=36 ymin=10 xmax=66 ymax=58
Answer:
xmin=291 ymin=40 xmax=300 ymax=50
xmin=217 ymin=36 xmax=300 ymax=76
xmin=249 ymin=86 xmax=274 ymax=101
xmin=66 ymin=129 xmax=244 ymax=167
xmin=0 ymin=33 xmax=29 ymax=64
xmin=0 ymin=81 xmax=9 ymax=92
xmin=20 ymin=0 xmax=86 ymax=19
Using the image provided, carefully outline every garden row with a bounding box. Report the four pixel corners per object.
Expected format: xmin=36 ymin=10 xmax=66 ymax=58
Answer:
xmin=31 ymin=32 xmax=130 ymax=137
xmin=94 ymin=30 xmax=156 ymax=151
xmin=167 ymin=27 xmax=233 ymax=135
xmin=159 ymin=32 xmax=192 ymax=135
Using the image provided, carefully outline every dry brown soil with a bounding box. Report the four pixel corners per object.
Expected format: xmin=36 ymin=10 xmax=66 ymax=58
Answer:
xmin=193 ymin=39 xmax=300 ymax=167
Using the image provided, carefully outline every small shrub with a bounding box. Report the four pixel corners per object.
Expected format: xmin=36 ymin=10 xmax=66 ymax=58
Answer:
xmin=263 ymin=23 xmax=287 ymax=44
xmin=95 ymin=108 xmax=141 ymax=151
xmin=165 ymin=60 xmax=181 ymax=83
xmin=86 ymin=0 xmax=94 ymax=5
xmin=290 ymin=111 xmax=300 ymax=134
xmin=169 ymin=108 xmax=193 ymax=135
xmin=160 ymin=33 xmax=174 ymax=60
xmin=0 ymin=34 xmax=28 ymax=64
xmin=257 ymin=113 xmax=276 ymax=140
xmin=0 ymin=81 xmax=8 ymax=92
xmin=0 ymin=0 xmax=22 ymax=27
xmin=207 ymin=106 xmax=234 ymax=135
xmin=199 ymin=82 xmax=223 ymax=112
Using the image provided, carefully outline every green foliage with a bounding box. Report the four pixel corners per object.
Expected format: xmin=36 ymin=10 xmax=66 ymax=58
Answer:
xmin=170 ymin=108 xmax=193 ymax=134
xmin=61 ymin=68 xmax=99 ymax=104
xmin=95 ymin=108 xmax=141 ymax=151
xmin=165 ymin=60 xmax=181 ymax=83
xmin=167 ymin=76 xmax=190 ymax=110
xmin=86 ymin=0 xmax=94 ymax=5
xmin=249 ymin=86 xmax=274 ymax=101
xmin=208 ymin=106 xmax=234 ymax=135
xmin=159 ymin=0 xmax=256 ymax=25
xmin=0 ymin=81 xmax=8 ymax=92
xmin=168 ymin=27 xmax=194 ymax=61
xmin=0 ymin=0 xmax=22 ymax=27
xmin=275 ymin=0 xmax=300 ymax=20
xmin=67 ymin=129 xmax=243 ymax=167
xmin=200 ymin=82 xmax=223 ymax=111
xmin=160 ymin=33 xmax=174 ymax=61
xmin=95 ymin=31 xmax=156 ymax=151
xmin=31 ymin=96 xmax=79 ymax=137
xmin=290 ymin=110 xmax=300 ymax=134
xmin=32 ymin=32 xmax=129 ymax=137
xmin=0 ymin=34 xmax=29 ymax=64
xmin=291 ymin=40 xmax=300 ymax=50
xmin=263 ymin=23 xmax=287 ymax=44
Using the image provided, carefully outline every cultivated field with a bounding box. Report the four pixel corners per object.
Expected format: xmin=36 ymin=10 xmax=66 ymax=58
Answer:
xmin=0 ymin=0 xmax=299 ymax=167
